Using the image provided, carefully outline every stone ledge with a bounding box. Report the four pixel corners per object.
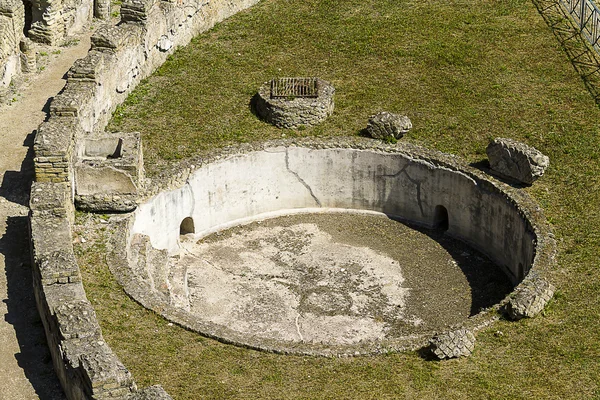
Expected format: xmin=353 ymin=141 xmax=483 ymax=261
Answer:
xmin=34 ymin=117 xmax=80 ymax=157
xmin=50 ymin=81 xmax=97 ymax=118
xmin=120 ymin=0 xmax=159 ymax=23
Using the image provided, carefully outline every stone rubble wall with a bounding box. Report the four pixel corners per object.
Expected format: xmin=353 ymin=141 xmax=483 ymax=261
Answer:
xmin=27 ymin=0 xmax=94 ymax=45
xmin=28 ymin=0 xmax=260 ymax=398
xmin=0 ymin=0 xmax=25 ymax=88
xmin=1 ymin=0 xmax=94 ymax=98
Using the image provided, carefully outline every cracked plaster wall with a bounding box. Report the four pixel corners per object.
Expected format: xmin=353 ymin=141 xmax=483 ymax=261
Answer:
xmin=131 ymin=146 xmax=535 ymax=284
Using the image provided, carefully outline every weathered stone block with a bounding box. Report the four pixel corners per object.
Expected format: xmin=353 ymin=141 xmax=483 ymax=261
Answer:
xmin=61 ymin=338 xmax=136 ymax=397
xmin=92 ymin=24 xmax=130 ymax=51
xmin=55 ymin=300 xmax=102 ymax=340
xmin=507 ymin=277 xmax=555 ymax=320
xmin=120 ymin=0 xmax=158 ymax=23
xmin=30 ymin=181 xmax=72 ymax=217
xmin=50 ymin=81 xmax=97 ymax=118
xmin=36 ymin=249 xmax=81 ymax=286
xmin=68 ymin=50 xmax=109 ymax=81
xmin=486 ymin=138 xmax=549 ymax=184
xmin=428 ymin=329 xmax=476 ymax=360
xmin=94 ymin=0 xmax=111 ymax=20
xmin=20 ymin=37 xmax=37 ymax=73
xmin=34 ymin=116 xmax=79 ymax=158
xmin=366 ymin=111 xmax=412 ymax=141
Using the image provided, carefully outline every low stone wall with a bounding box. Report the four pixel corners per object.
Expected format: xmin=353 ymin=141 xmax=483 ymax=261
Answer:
xmin=29 ymin=0 xmax=260 ymax=398
xmin=120 ymin=139 xmax=556 ymax=356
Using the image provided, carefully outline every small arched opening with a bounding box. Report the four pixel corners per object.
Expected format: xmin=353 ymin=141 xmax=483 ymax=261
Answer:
xmin=180 ymin=217 xmax=195 ymax=235
xmin=433 ymin=205 xmax=449 ymax=231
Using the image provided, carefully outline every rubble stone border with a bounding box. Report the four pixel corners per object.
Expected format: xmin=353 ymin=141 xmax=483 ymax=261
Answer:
xmin=28 ymin=0 xmax=259 ymax=398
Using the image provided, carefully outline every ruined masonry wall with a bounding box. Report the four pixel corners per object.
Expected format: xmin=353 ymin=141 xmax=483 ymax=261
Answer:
xmin=0 ymin=0 xmax=95 ymax=91
xmin=0 ymin=0 xmax=25 ymax=87
xmin=29 ymin=0 xmax=260 ymax=399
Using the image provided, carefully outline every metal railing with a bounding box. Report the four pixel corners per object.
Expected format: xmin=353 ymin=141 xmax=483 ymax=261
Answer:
xmin=559 ymin=0 xmax=600 ymax=52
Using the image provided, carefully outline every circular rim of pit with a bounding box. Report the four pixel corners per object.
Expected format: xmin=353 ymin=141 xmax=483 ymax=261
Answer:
xmin=109 ymin=138 xmax=556 ymax=357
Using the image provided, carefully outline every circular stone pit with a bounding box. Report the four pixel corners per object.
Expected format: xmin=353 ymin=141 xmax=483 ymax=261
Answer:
xmin=176 ymin=213 xmax=511 ymax=346
xmin=118 ymin=140 xmax=555 ymax=356
xmin=253 ymin=78 xmax=335 ymax=129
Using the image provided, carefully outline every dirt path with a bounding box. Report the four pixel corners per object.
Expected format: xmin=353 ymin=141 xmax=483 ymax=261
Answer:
xmin=0 ymin=33 xmax=91 ymax=400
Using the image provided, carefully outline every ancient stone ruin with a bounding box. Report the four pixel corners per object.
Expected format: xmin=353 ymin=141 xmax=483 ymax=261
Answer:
xmin=487 ymin=137 xmax=550 ymax=184
xmin=366 ymin=111 xmax=412 ymax=142
xmin=253 ymin=77 xmax=335 ymax=128
xmin=10 ymin=0 xmax=559 ymax=397
xmin=109 ymin=140 xmax=557 ymax=357
xmin=0 ymin=0 xmax=110 ymax=97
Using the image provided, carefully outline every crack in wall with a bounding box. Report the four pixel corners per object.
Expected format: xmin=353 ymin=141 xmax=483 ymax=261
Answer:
xmin=383 ymin=164 xmax=425 ymax=217
xmin=285 ymin=149 xmax=322 ymax=207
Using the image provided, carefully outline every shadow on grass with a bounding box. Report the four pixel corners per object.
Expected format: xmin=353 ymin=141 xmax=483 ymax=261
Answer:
xmin=532 ymin=0 xmax=600 ymax=106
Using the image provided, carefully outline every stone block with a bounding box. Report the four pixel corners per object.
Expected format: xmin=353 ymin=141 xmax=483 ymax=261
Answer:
xmin=30 ymin=181 xmax=72 ymax=217
xmin=61 ymin=338 xmax=136 ymax=397
xmin=94 ymin=0 xmax=111 ymax=20
xmin=34 ymin=116 xmax=79 ymax=158
xmin=92 ymin=24 xmax=130 ymax=51
xmin=486 ymin=138 xmax=549 ymax=184
xmin=427 ymin=329 xmax=476 ymax=360
xmin=50 ymin=81 xmax=97 ymax=118
xmin=75 ymin=193 xmax=139 ymax=213
xmin=55 ymin=300 xmax=102 ymax=340
xmin=120 ymin=0 xmax=159 ymax=23
xmin=366 ymin=111 xmax=412 ymax=141
xmin=35 ymin=249 xmax=81 ymax=286
xmin=68 ymin=51 xmax=107 ymax=81
xmin=73 ymin=132 xmax=143 ymax=212
xmin=507 ymin=277 xmax=555 ymax=320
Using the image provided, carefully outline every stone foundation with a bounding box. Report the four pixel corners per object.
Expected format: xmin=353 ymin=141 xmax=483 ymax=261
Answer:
xmin=253 ymin=78 xmax=335 ymax=129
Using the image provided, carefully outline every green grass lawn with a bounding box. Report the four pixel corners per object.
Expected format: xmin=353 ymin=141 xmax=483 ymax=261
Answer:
xmin=78 ymin=0 xmax=600 ymax=398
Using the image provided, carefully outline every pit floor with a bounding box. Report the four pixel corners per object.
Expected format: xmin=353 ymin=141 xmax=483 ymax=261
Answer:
xmin=172 ymin=213 xmax=512 ymax=347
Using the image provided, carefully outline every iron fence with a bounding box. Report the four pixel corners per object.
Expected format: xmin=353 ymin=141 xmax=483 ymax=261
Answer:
xmin=559 ymin=0 xmax=600 ymax=52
